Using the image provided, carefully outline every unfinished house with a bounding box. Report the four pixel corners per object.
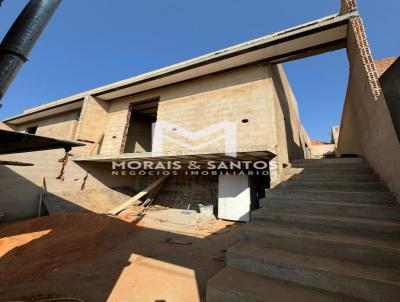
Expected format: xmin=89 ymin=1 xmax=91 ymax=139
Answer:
xmin=1 ymin=0 xmax=400 ymax=301
xmin=0 ymin=23 xmax=318 ymax=222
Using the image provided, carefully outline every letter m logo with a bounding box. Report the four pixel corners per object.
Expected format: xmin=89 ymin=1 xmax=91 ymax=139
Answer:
xmin=152 ymin=121 xmax=237 ymax=157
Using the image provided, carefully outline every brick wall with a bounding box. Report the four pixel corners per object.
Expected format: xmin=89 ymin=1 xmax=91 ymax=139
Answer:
xmin=338 ymin=15 xmax=400 ymax=199
xmin=340 ymin=0 xmax=357 ymax=14
xmin=134 ymin=174 xmax=218 ymax=209
xmin=17 ymin=110 xmax=80 ymax=140
xmin=100 ymin=101 xmax=131 ymax=155
xmin=101 ymin=64 xmax=277 ymax=155
xmin=157 ymin=64 xmax=276 ymax=153
xmin=0 ymin=149 xmax=134 ymax=221
xmin=76 ymin=95 xmax=109 ymax=143
xmin=341 ymin=0 xmax=381 ymax=100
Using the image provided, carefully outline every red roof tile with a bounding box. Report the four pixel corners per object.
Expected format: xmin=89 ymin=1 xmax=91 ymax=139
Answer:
xmin=375 ymin=57 xmax=398 ymax=77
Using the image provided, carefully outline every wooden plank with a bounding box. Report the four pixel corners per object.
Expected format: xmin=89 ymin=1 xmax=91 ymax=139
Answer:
xmin=108 ymin=175 xmax=169 ymax=215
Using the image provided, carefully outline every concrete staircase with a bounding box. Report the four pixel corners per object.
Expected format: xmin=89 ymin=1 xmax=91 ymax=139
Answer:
xmin=207 ymin=157 xmax=400 ymax=302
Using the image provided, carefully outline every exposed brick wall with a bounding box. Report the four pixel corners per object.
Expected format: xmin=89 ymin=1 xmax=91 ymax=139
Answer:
xmin=100 ymin=101 xmax=131 ymax=155
xmin=349 ymin=16 xmax=381 ymax=99
xmin=156 ymin=64 xmax=276 ymax=153
xmin=76 ymin=96 xmax=109 ymax=143
xmin=103 ymin=64 xmax=278 ymax=155
xmin=119 ymin=103 xmax=134 ymax=154
xmin=134 ymin=175 xmax=218 ymax=209
xmin=340 ymin=0 xmax=357 ymax=14
xmin=17 ymin=111 xmax=80 ymax=140
xmin=341 ymin=0 xmax=381 ymax=100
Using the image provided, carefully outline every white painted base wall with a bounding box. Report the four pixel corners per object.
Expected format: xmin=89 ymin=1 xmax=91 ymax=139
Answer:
xmin=218 ymin=175 xmax=251 ymax=222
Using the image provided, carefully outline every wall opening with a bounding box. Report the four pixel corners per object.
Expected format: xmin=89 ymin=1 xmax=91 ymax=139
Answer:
xmin=25 ymin=126 xmax=38 ymax=135
xmin=279 ymin=49 xmax=350 ymax=159
xmin=122 ymin=98 xmax=159 ymax=153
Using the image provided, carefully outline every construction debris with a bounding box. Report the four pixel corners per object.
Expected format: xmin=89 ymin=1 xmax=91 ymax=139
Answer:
xmin=108 ymin=175 xmax=169 ymax=216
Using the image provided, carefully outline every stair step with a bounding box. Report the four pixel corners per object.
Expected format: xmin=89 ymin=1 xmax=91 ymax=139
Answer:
xmin=265 ymin=190 xmax=396 ymax=204
xmin=259 ymin=198 xmax=400 ymax=221
xmin=290 ymin=162 xmax=369 ymax=169
xmin=206 ymin=267 xmax=356 ymax=302
xmin=228 ymin=243 xmax=400 ymax=302
xmin=251 ymin=211 xmax=400 ymax=239
xmin=241 ymin=222 xmax=400 ymax=268
xmin=291 ymin=158 xmax=364 ymax=165
xmin=276 ymin=180 xmax=387 ymax=192
xmin=287 ymin=173 xmax=379 ymax=182
xmin=287 ymin=167 xmax=374 ymax=174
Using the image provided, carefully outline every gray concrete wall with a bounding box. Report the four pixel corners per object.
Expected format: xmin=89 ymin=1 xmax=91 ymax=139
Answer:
xmin=75 ymin=95 xmax=109 ymax=143
xmin=0 ymin=147 xmax=134 ymax=221
xmin=337 ymin=21 xmax=400 ymax=200
xmin=270 ymin=64 xmax=311 ymax=183
xmin=0 ymin=63 xmax=309 ymax=220
xmin=16 ymin=110 xmax=80 ymax=140
xmin=101 ymin=64 xmax=279 ymax=155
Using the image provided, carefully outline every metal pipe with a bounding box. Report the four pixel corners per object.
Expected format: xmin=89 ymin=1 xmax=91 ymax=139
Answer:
xmin=0 ymin=0 xmax=61 ymax=103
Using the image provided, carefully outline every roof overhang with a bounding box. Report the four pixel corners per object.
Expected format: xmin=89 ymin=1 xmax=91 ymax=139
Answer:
xmin=4 ymin=98 xmax=84 ymax=124
xmin=0 ymin=129 xmax=85 ymax=155
xmin=3 ymin=12 xmax=355 ymax=124
xmin=91 ymin=12 xmax=353 ymax=101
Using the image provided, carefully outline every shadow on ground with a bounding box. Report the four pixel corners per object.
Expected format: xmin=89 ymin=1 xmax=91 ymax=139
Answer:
xmin=0 ymin=197 xmax=240 ymax=302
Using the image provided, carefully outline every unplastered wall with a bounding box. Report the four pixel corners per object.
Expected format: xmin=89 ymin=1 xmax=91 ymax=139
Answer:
xmin=0 ymin=148 xmax=134 ymax=221
xmin=100 ymin=100 xmax=131 ymax=155
xmin=337 ymin=16 xmax=400 ymax=199
xmin=16 ymin=110 xmax=80 ymax=140
xmin=75 ymin=95 xmax=109 ymax=145
xmin=133 ymin=174 xmax=218 ymax=209
xmin=311 ymin=144 xmax=335 ymax=158
xmin=101 ymin=64 xmax=279 ymax=155
xmin=0 ymin=122 xmax=16 ymax=131
xmin=270 ymin=64 xmax=310 ymax=184
xmin=158 ymin=64 xmax=276 ymax=153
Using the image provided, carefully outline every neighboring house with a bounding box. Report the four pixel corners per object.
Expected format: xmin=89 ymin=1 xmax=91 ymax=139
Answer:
xmin=310 ymin=140 xmax=335 ymax=159
xmin=375 ymin=57 xmax=398 ymax=77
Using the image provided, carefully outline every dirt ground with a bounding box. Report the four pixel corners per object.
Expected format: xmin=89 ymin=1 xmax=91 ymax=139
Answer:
xmin=0 ymin=210 xmax=241 ymax=302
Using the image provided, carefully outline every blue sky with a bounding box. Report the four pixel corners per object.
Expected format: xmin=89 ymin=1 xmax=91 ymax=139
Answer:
xmin=0 ymin=1 xmax=398 ymax=141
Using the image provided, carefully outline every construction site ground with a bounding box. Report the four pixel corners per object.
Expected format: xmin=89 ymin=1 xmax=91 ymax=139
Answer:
xmin=0 ymin=208 xmax=241 ymax=302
